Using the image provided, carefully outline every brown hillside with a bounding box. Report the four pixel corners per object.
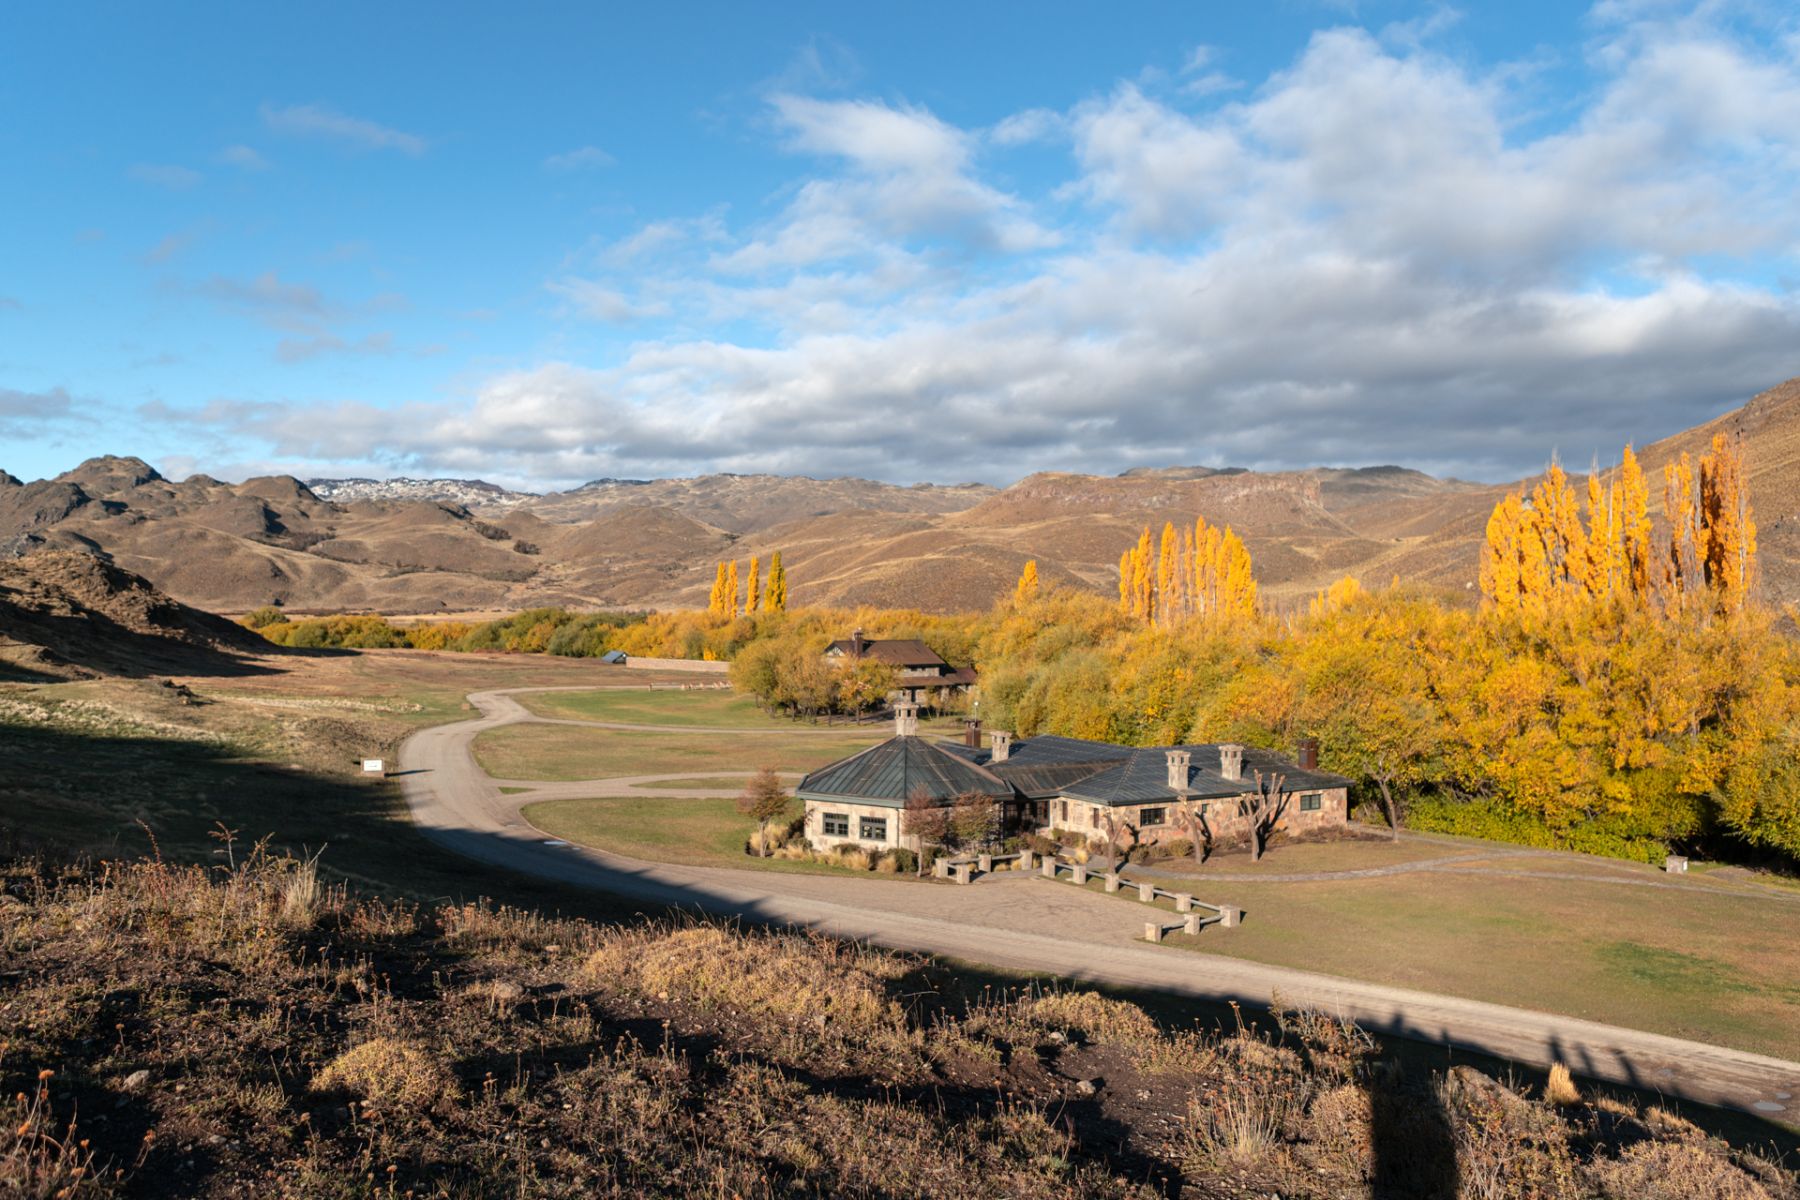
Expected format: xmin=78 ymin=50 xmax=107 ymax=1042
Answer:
xmin=3 ymin=376 xmax=1797 ymax=615
xmin=0 ymin=550 xmax=273 ymax=679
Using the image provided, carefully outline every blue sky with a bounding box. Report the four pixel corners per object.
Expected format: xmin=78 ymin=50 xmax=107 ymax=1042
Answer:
xmin=3 ymin=1 xmax=1799 ymax=489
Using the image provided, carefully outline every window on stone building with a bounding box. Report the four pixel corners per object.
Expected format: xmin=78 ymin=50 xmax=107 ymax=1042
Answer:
xmin=1300 ymin=793 xmax=1322 ymax=812
xmin=1140 ymin=807 xmax=1166 ymax=827
xmin=859 ymin=816 xmax=888 ymax=841
xmin=823 ymin=812 xmax=849 ymax=837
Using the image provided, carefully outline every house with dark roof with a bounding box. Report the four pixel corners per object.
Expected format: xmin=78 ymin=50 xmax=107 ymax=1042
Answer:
xmin=823 ymin=629 xmax=978 ymax=704
xmin=796 ymin=704 xmax=1352 ymax=853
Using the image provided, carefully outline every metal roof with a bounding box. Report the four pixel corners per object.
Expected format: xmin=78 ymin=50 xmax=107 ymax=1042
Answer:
xmin=796 ymin=736 xmax=1012 ymax=810
xmin=823 ymin=638 xmax=949 ymax=668
xmin=1062 ymin=743 xmax=1352 ymax=805
xmin=802 ymin=734 xmax=1350 ymax=810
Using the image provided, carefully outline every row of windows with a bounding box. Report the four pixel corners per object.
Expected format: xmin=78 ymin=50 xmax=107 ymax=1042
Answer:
xmin=1054 ymin=793 xmax=1327 ymax=826
xmin=821 ymin=813 xmax=887 ymax=841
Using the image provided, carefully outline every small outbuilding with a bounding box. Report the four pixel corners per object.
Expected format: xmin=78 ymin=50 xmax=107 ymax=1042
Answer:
xmin=600 ymin=650 xmax=628 ymax=664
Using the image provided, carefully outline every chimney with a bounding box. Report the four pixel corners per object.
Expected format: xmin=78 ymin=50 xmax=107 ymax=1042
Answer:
xmin=851 ymin=628 xmax=866 ymax=658
xmin=1165 ymin=749 xmax=1191 ymax=791
xmin=1218 ymin=743 xmax=1244 ymax=782
xmin=964 ymin=718 xmax=983 ymax=749
xmin=894 ymin=701 xmax=918 ymax=737
xmin=1297 ymin=737 xmax=1319 ymax=771
xmin=991 ymin=731 xmax=1012 ymax=763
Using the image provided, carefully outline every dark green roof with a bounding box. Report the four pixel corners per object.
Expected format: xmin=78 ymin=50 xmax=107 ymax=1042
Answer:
xmin=797 ymin=736 xmax=1012 ymax=810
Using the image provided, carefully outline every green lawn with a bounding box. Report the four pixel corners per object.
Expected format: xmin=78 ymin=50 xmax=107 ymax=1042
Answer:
xmin=633 ymin=776 xmax=765 ymax=790
xmin=523 ymin=795 xmax=915 ymax=878
xmin=517 ymin=686 xmax=967 ymax=735
xmin=472 ymin=722 xmax=881 ymax=781
xmin=1161 ymin=867 xmax=1800 ymax=1061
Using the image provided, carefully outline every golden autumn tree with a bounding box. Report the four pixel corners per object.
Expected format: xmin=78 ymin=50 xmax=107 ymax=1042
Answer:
xmin=1618 ymin=445 xmax=1654 ymax=598
xmin=1699 ymin=432 xmax=1757 ymax=613
xmin=1113 ymin=517 xmax=1256 ymax=625
xmin=1156 ymin=522 xmax=1179 ymax=625
xmin=1663 ymin=453 xmax=1703 ymax=608
xmin=1015 ymin=559 xmax=1040 ymax=605
xmin=708 ymin=562 xmax=729 ymax=617
xmin=764 ymin=551 xmax=788 ymax=612
xmin=1133 ymin=526 xmax=1154 ymax=620
xmin=725 ymin=559 xmax=741 ymax=616
xmin=744 ymin=556 xmax=761 ymax=614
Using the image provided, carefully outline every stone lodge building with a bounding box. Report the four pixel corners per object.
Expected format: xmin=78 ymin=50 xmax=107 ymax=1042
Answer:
xmin=796 ymin=705 xmax=1351 ymax=853
xmin=822 ymin=630 xmax=978 ymax=705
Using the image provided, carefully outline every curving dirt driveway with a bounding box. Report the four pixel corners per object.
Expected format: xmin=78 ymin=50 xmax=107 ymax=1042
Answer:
xmin=398 ymin=686 xmax=1800 ymax=1119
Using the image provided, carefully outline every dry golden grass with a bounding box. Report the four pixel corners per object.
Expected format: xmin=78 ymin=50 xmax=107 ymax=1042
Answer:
xmin=4 ymin=851 xmax=1796 ymax=1199
xmin=1545 ymin=1061 xmax=1581 ymax=1106
xmin=311 ymin=1038 xmax=458 ymax=1110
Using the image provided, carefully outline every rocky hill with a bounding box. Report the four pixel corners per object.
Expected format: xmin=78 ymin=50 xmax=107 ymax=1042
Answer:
xmin=0 ymin=550 xmax=272 ymax=679
xmin=306 ymin=476 xmax=538 ymax=508
xmin=3 ymin=376 xmax=1797 ymax=614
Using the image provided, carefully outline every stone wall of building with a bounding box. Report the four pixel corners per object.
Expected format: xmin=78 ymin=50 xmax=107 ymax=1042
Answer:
xmin=802 ymin=799 xmax=901 ymax=851
xmin=1049 ymin=787 xmax=1349 ymax=845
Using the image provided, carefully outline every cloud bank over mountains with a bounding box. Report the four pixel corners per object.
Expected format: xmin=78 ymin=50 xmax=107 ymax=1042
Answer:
xmin=106 ymin=6 xmax=1800 ymax=487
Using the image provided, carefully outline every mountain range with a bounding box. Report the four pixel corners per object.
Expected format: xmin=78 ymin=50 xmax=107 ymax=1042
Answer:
xmin=4 ymin=376 xmax=1797 ymax=616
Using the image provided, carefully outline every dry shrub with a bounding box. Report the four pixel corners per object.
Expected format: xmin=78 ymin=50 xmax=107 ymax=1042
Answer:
xmin=311 ymin=1038 xmax=458 ymax=1110
xmin=1298 ymin=1083 xmax=1372 ymax=1175
xmin=838 ymin=848 xmax=872 ymax=871
xmin=1023 ymin=991 xmax=1159 ymax=1047
xmin=583 ymin=923 xmax=917 ymax=1074
xmin=1544 ymin=1061 xmax=1580 ymax=1106
xmin=873 ymin=853 xmax=900 ymax=874
xmin=1438 ymin=1065 xmax=1578 ymax=1198
xmin=1587 ymin=1139 xmax=1785 ymax=1200
xmin=1182 ymin=1086 xmax=1296 ymax=1170
xmin=457 ymin=978 xmax=524 ymax=1018
xmin=1 ymin=1070 xmax=101 ymax=1200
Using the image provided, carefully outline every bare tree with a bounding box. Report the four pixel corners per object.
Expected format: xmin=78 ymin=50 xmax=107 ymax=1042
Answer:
xmin=736 ymin=767 xmax=790 ymax=858
xmin=1176 ymin=801 xmax=1212 ymax=866
xmin=949 ymin=791 xmax=999 ymax=852
xmin=1096 ymin=810 xmax=1137 ymax=873
xmin=901 ymin=787 xmax=949 ymax=876
xmin=1239 ymin=770 xmax=1289 ymax=863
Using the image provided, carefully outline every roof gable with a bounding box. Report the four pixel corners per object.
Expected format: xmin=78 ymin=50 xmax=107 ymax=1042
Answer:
xmin=797 ymin=736 xmax=1011 ymax=808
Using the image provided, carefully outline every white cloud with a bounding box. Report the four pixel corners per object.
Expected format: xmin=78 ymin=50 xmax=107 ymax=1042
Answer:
xmin=218 ymin=144 xmax=269 ymax=170
xmin=128 ymin=163 xmax=201 ymax=190
xmin=260 ymin=103 xmax=427 ymax=155
xmin=545 ymin=278 xmax=669 ymax=322
xmin=544 ymin=145 xmax=616 ymax=171
xmin=159 ymin=5 xmax=1800 ymax=488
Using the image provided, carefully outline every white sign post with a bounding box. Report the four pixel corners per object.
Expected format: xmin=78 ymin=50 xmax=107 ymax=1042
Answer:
xmin=362 ymin=758 xmax=385 ymax=775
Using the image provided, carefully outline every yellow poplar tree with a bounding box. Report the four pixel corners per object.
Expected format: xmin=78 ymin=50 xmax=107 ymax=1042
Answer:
xmin=1156 ymin=522 xmax=1178 ymax=625
xmin=1015 ymin=559 xmax=1040 ymax=605
xmin=725 ymin=559 xmax=740 ymax=616
xmin=1133 ymin=526 xmax=1153 ymax=621
xmin=1664 ymin=454 xmax=1702 ymax=607
xmin=1618 ymin=445 xmax=1653 ymax=599
xmin=708 ymin=562 xmax=728 ymax=616
xmin=764 ymin=551 xmax=788 ymax=612
xmin=1117 ymin=550 xmax=1132 ymax=611
xmin=1699 ymin=432 xmax=1757 ymax=614
xmin=744 ymin=557 xmax=761 ymax=614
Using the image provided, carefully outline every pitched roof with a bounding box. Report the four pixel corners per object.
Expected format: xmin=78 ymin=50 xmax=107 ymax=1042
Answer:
xmin=1062 ymin=743 xmax=1352 ymax=805
xmin=797 ymin=736 xmax=1012 ymax=809
xmin=940 ymin=733 xmax=1134 ymax=797
xmin=823 ymin=638 xmax=948 ymax=668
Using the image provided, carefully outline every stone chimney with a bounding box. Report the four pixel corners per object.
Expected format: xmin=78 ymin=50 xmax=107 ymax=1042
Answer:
xmin=1165 ymin=749 xmax=1191 ymax=791
xmin=894 ymin=701 xmax=919 ymax=737
xmin=1296 ymin=737 xmax=1319 ymax=771
xmin=964 ymin=718 xmax=983 ymax=749
xmin=1218 ymin=743 xmax=1244 ymax=782
xmin=851 ymin=628 xmax=866 ymax=658
xmin=991 ymin=731 xmax=1012 ymax=763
